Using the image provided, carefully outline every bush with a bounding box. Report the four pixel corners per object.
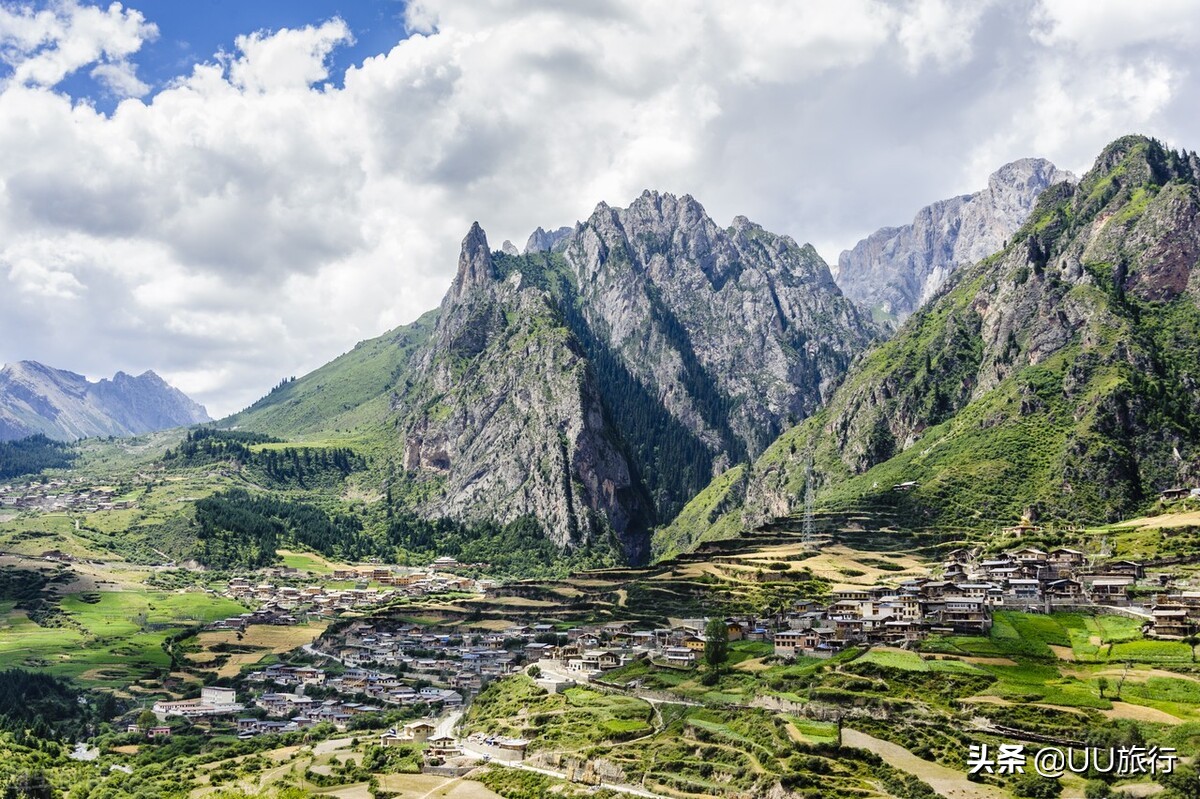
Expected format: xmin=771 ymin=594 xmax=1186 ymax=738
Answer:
xmin=1012 ymin=771 xmax=1061 ymax=798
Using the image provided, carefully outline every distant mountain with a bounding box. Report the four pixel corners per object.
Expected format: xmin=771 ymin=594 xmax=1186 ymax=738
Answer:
xmin=834 ymin=158 xmax=1074 ymax=322
xmin=666 ymin=135 xmax=1200 ymax=554
xmin=231 ymin=191 xmax=878 ymax=563
xmin=0 ymin=361 xmax=210 ymax=441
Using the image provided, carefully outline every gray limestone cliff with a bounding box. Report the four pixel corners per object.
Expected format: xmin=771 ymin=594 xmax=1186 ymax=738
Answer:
xmin=524 ymin=226 xmax=572 ymax=254
xmin=834 ymin=158 xmax=1075 ymax=321
xmin=398 ymin=224 xmax=653 ymax=562
xmin=557 ymin=191 xmax=878 ymax=462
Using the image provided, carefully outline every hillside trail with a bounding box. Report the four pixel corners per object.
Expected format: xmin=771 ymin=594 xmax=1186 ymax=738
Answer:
xmin=841 ymin=728 xmax=1010 ymax=799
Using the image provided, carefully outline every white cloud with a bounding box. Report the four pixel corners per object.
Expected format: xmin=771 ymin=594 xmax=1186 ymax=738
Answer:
xmin=89 ymin=59 xmax=147 ymax=96
xmin=0 ymin=0 xmax=155 ymax=95
xmin=225 ymin=18 xmax=352 ymax=93
xmin=963 ymin=55 xmax=1177 ymax=186
xmin=0 ymin=0 xmax=1198 ymax=416
xmin=897 ymin=0 xmax=992 ymax=71
xmin=1031 ymin=0 xmax=1200 ymax=51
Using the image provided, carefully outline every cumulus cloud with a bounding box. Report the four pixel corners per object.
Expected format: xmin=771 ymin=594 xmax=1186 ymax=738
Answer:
xmin=0 ymin=0 xmax=1197 ymax=415
xmin=0 ymin=0 xmax=155 ymax=94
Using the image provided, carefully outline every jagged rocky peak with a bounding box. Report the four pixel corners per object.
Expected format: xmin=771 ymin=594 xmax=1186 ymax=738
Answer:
xmin=500 ymin=240 xmax=519 ymax=256
xmin=398 ymin=219 xmax=652 ymax=562
xmin=448 ymin=221 xmax=497 ymax=299
xmin=524 ymin=225 xmax=572 ymax=254
xmin=835 ymin=156 xmax=1075 ymax=321
xmin=554 ymin=189 xmax=877 ymax=461
xmin=392 ymin=193 xmax=879 ymax=564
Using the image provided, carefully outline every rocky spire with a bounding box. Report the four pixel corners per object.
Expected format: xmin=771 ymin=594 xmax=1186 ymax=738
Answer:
xmin=448 ymin=222 xmax=496 ymax=303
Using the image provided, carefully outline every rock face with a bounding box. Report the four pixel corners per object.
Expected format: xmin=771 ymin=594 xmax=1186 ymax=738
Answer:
xmin=392 ymin=194 xmax=878 ymax=563
xmin=670 ymin=135 xmax=1200 ymax=549
xmin=398 ymin=223 xmax=653 ymax=562
xmin=558 ymin=191 xmax=877 ymax=463
xmin=0 ymin=361 xmax=210 ymax=441
xmin=834 ymin=158 xmax=1074 ymax=321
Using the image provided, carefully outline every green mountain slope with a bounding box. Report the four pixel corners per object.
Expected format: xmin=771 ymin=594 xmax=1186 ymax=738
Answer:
xmin=664 ymin=135 xmax=1200 ymax=556
xmin=221 ymin=310 xmax=437 ymax=442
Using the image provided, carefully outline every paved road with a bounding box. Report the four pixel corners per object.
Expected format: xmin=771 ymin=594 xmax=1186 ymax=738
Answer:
xmin=301 ymin=643 xmax=344 ymax=663
xmin=435 ymin=709 xmax=462 ymax=738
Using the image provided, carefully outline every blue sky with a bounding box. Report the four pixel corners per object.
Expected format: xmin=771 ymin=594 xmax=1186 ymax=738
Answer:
xmin=53 ymin=0 xmax=411 ymax=109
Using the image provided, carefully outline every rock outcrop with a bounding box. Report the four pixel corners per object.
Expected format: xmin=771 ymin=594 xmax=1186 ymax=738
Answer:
xmin=391 ymin=194 xmax=878 ymax=562
xmin=399 ymin=223 xmax=654 ymax=562
xmin=558 ymin=192 xmax=877 ymax=461
xmin=524 ymin=226 xmax=572 ymax=254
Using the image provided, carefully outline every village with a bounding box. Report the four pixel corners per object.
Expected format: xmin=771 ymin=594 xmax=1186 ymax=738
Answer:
xmin=203 ymin=558 xmax=489 ymax=627
xmin=160 ymin=539 xmax=1200 ymax=745
xmin=0 ymin=477 xmax=135 ymax=513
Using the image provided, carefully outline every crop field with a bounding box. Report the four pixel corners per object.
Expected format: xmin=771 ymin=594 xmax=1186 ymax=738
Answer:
xmin=189 ymin=622 xmax=329 ymax=677
xmin=276 ymin=549 xmax=337 ymax=575
xmin=925 ymin=611 xmax=1192 ymax=664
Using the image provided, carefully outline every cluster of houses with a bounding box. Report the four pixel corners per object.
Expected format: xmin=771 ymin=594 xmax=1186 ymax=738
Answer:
xmin=0 ymin=479 xmax=134 ymax=513
xmin=769 ymin=546 xmax=1150 ymax=657
xmin=148 ymin=663 xmax=468 ymax=739
xmin=210 ymin=569 xmax=483 ymax=625
xmin=1150 ymin=592 xmax=1200 ymax=638
xmin=317 ymin=623 xmax=524 ymax=694
xmin=377 ymin=722 xmax=530 ymax=765
xmin=405 ymin=547 xmax=1153 ymax=667
xmin=936 ymin=546 xmax=1147 ymax=607
xmin=231 ymin=662 xmax=464 ymax=737
xmin=246 ymin=663 xmax=464 ymax=708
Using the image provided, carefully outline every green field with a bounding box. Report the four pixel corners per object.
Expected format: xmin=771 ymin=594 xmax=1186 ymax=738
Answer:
xmin=0 ymin=590 xmax=246 ymax=688
xmin=278 ymin=550 xmax=337 ymax=575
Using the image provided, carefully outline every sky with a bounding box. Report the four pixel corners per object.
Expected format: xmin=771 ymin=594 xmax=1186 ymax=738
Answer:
xmin=1 ymin=0 xmax=1198 ymax=417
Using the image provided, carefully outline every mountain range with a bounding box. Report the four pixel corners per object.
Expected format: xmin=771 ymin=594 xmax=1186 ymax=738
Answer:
xmin=0 ymin=361 xmax=210 ymax=442
xmin=210 ymin=134 xmax=1200 ymax=567
xmin=227 ymin=191 xmax=878 ymax=563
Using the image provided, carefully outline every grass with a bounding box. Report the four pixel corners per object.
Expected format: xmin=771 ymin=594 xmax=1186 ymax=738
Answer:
xmin=277 ymin=549 xmax=337 ymax=575
xmin=924 ymin=611 xmax=1175 ymax=665
xmin=786 ymin=717 xmax=838 ymax=744
xmin=222 ymin=310 xmax=437 ymax=444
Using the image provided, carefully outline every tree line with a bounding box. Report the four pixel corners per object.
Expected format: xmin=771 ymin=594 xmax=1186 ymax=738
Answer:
xmin=164 ymin=429 xmax=363 ymax=488
xmin=0 ymin=435 xmax=75 ymax=480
